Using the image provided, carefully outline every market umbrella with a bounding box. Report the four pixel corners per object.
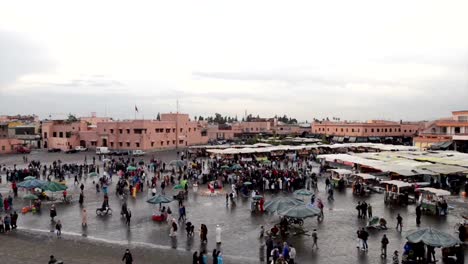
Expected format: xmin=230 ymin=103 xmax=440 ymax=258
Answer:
xmin=146 ymin=194 xmax=173 ymax=205
xmin=169 ymin=160 xmax=185 ymax=168
xmin=220 ymin=165 xmax=230 ymax=170
xmin=24 ymin=176 xmax=36 ymax=181
xmin=127 ymin=166 xmax=137 ymax=171
xmin=243 ymin=181 xmax=253 ymax=186
xmin=230 ymin=164 xmax=243 ymax=170
xmin=264 ymin=197 xmax=305 ymax=213
xmin=173 ymin=184 xmax=184 ymax=190
xmin=294 ymin=189 xmax=313 ymax=196
xmin=42 ymin=181 xmax=67 ymax=192
xmin=252 ymin=195 xmax=263 ymax=200
xmin=260 ymin=159 xmax=271 ymax=164
xmin=181 ymin=180 xmax=188 ymax=188
xmin=23 ymin=194 xmax=38 ymax=200
xmin=18 ymin=179 xmax=47 ymax=189
xmin=88 ymin=172 xmax=98 ymax=177
xmin=278 ymin=204 xmax=321 ymax=219
xmin=23 ymin=193 xmax=39 ymax=207
xmin=406 ymin=228 xmax=460 ymax=247
xmin=102 ymin=158 xmax=112 ymax=162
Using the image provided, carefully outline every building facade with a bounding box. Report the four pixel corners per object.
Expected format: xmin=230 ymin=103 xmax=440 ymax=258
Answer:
xmin=414 ymin=111 xmax=468 ymax=152
xmin=312 ymin=120 xmax=423 ymax=143
xmin=42 ymin=113 xmax=209 ymax=151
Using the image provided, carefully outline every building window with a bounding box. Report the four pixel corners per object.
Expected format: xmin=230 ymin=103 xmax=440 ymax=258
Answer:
xmin=167 ymin=140 xmax=170 ymax=145
xmin=172 ymin=128 xmax=176 ymax=133
xmin=194 ymin=128 xmax=196 ymax=131
xmin=119 ymin=129 xmax=123 ymax=134
xmin=119 ymin=142 xmax=123 ymax=147
xmin=161 ymin=141 xmax=164 ymax=146
xmin=126 ymin=129 xmax=130 ymax=134
xmin=59 ymin=132 xmax=63 ymax=138
xmin=377 ymin=129 xmax=380 ymax=132
xmin=172 ymin=140 xmax=176 ymax=144
xmin=1 ymin=146 xmax=5 ymax=151
xmin=166 ymin=129 xmax=171 ymax=133
xmin=336 ymin=128 xmax=338 ymax=132
xmin=179 ymin=140 xmax=184 ymax=144
xmin=126 ymin=142 xmax=130 ymax=147
xmin=136 ymin=142 xmax=140 ymax=148
xmin=389 ymin=129 xmax=392 ymax=132
xmin=399 ymin=128 xmax=401 ymax=132
xmin=341 ymin=128 xmax=343 ymax=132
xmin=327 ymin=128 xmax=329 ymax=132
xmin=66 ymin=132 xmax=71 ymax=138
xmin=351 ymin=129 xmax=354 ymax=132
xmin=44 ymin=132 xmax=48 ymax=139
xmin=346 ymin=128 xmax=348 ymax=132
xmin=385 ymin=129 xmax=387 ymax=132
xmin=110 ymin=142 xmax=114 ymax=147
xmin=404 ymin=130 xmax=407 ymax=133
xmin=104 ymin=129 xmax=106 ymax=132
xmin=180 ymin=128 xmax=183 ymax=132
xmin=189 ymin=128 xmax=191 ymax=132
xmin=110 ymin=129 xmax=114 ymax=134
xmin=455 ymin=127 xmax=461 ymax=134
xmin=151 ymin=142 xmax=154 ymax=147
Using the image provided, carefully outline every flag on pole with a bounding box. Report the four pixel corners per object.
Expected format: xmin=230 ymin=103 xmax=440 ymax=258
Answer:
xmin=135 ymin=105 xmax=138 ymax=112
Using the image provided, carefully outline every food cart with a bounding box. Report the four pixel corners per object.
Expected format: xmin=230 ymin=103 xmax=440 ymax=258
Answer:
xmin=416 ymin=187 xmax=451 ymax=216
xmin=352 ymin=173 xmax=383 ymax=196
xmin=382 ymin=180 xmax=414 ymax=205
xmin=329 ymin=169 xmax=353 ymax=190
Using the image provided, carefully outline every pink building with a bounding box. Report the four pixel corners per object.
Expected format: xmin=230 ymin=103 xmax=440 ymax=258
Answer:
xmin=42 ymin=113 xmax=208 ymax=151
xmin=0 ymin=138 xmax=24 ymax=154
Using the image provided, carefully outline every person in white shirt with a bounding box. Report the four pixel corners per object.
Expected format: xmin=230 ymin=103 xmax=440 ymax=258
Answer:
xmin=289 ymin=244 xmax=296 ymax=264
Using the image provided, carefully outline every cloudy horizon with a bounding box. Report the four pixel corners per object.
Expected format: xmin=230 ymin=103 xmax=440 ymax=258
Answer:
xmin=1 ymin=1 xmax=467 ymax=122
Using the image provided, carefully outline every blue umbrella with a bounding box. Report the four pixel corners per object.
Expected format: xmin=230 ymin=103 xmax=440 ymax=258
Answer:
xmin=18 ymin=179 xmax=47 ymax=189
xmin=146 ymin=194 xmax=173 ymax=204
xmin=406 ymin=228 xmax=460 ymax=247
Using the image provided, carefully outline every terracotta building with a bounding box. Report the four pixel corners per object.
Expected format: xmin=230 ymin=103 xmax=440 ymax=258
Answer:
xmin=42 ymin=113 xmax=208 ymax=151
xmin=414 ymin=110 xmax=468 ymax=152
xmin=312 ymin=120 xmax=423 ymax=144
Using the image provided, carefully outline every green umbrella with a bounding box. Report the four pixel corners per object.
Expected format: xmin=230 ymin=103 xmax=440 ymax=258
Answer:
xmin=230 ymin=164 xmax=243 ymax=170
xmin=23 ymin=194 xmax=39 ymax=200
xmin=260 ymin=159 xmax=271 ymax=164
xmin=243 ymin=181 xmax=253 ymax=185
xmin=278 ymin=204 xmax=321 ymax=219
xmin=406 ymin=228 xmax=460 ymax=247
xmin=220 ymin=165 xmax=230 ymax=170
xmin=127 ymin=166 xmax=137 ymax=171
xmin=294 ymin=189 xmax=313 ymax=196
xmin=146 ymin=194 xmax=173 ymax=204
xmin=181 ymin=179 xmax=188 ymax=188
xmin=252 ymin=195 xmax=263 ymax=200
xmin=264 ymin=197 xmax=305 ymax=213
xmin=24 ymin=176 xmax=36 ymax=181
xmin=173 ymin=184 xmax=184 ymax=190
xmin=88 ymin=172 xmax=98 ymax=177
xmin=42 ymin=181 xmax=67 ymax=192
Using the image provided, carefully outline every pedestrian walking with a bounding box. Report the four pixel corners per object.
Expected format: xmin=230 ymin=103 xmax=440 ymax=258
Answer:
xmin=289 ymin=244 xmax=296 ymax=264
xmin=360 ymin=228 xmax=369 ymax=251
xmin=170 ymin=219 xmax=178 ymax=237
xmin=212 ymin=249 xmax=219 ymax=264
xmin=82 ymin=208 xmax=87 ymax=227
xmin=356 ymin=202 xmax=362 ymax=218
xmin=122 ymin=249 xmax=133 ymax=264
xmin=50 ymin=204 xmax=57 ymax=221
xmin=367 ymin=204 xmax=373 ymax=218
xmin=415 ymin=205 xmax=421 ymax=226
xmin=392 ymin=250 xmax=399 ymax=264
xmin=79 ymin=192 xmax=84 ymax=206
xmin=396 ymin=214 xmax=403 ymax=231
xmin=11 ymin=211 xmax=18 ymax=229
xmin=381 ymin=234 xmax=389 ymax=257
xmin=312 ymin=229 xmax=319 ymax=249
xmin=55 ymin=220 xmax=62 ymax=238
xmin=178 ymin=204 xmax=186 ymax=222
xmin=216 ymin=224 xmax=222 ymax=244
xmin=125 ymin=209 xmax=132 ymax=226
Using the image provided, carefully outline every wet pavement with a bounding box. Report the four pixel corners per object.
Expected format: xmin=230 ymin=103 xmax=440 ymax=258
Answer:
xmin=0 ymin=150 xmax=467 ymax=263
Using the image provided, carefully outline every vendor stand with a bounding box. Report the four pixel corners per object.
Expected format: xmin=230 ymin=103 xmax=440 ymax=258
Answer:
xmin=416 ymin=187 xmax=451 ymax=216
xmin=329 ymin=169 xmax=353 ymax=190
xmin=382 ymin=180 xmax=413 ymax=205
xmin=352 ymin=173 xmax=382 ymax=196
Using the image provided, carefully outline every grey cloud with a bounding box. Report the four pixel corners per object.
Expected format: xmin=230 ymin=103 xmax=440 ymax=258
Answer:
xmin=0 ymin=31 xmax=55 ymax=88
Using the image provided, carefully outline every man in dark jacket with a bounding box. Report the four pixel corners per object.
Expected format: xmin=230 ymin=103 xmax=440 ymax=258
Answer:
xmin=122 ymin=249 xmax=133 ymax=264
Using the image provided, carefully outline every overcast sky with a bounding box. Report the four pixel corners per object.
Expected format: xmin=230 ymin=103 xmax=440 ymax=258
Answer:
xmin=0 ymin=1 xmax=467 ymax=122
